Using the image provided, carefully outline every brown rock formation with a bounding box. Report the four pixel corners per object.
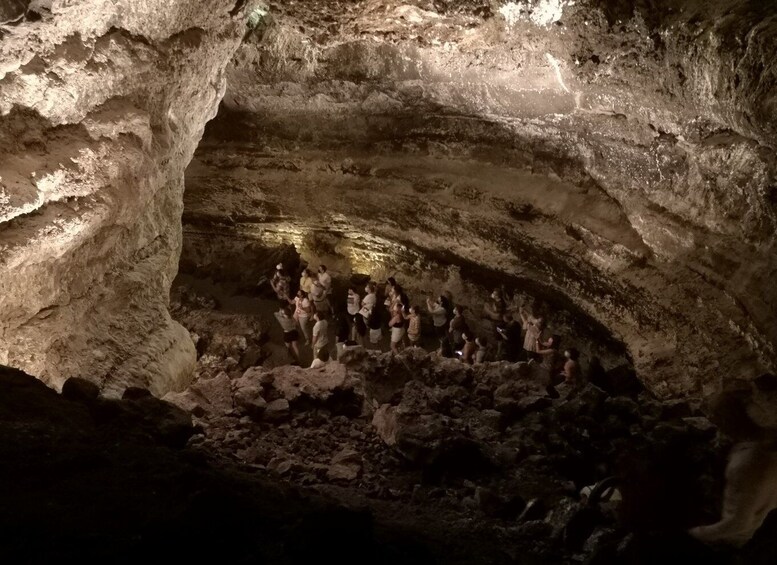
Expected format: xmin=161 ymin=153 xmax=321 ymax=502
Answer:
xmin=184 ymin=0 xmax=777 ymax=396
xmin=0 ymin=0 xmax=254 ymax=395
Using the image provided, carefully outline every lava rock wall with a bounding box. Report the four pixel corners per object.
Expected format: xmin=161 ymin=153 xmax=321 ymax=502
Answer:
xmin=186 ymin=0 xmax=777 ymax=397
xmin=0 ymin=1 xmax=253 ymax=395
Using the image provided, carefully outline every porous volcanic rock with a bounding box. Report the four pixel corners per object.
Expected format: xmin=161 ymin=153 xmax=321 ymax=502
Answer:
xmin=0 ymin=0 xmax=256 ymax=396
xmin=184 ymin=0 xmax=777 ymax=397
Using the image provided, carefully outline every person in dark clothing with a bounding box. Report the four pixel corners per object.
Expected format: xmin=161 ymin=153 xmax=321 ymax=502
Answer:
xmin=497 ymin=313 xmax=523 ymax=362
xmin=367 ymin=304 xmax=382 ymax=348
xmin=536 ymin=334 xmax=563 ymax=385
xmin=335 ymin=313 xmax=350 ymax=360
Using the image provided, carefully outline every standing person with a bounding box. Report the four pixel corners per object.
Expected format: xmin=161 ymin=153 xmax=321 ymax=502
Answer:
xmin=389 ymin=302 xmax=406 ymax=353
xmin=475 ymin=337 xmax=489 ymax=364
xmin=483 ymin=289 xmax=506 ymax=355
xmin=520 ymin=306 xmax=544 ymax=361
xmin=311 ymin=312 xmax=329 ymax=360
xmin=271 ymin=264 xmax=291 ymax=302
xmin=335 ymin=313 xmax=350 ymax=360
xmin=274 ymin=305 xmax=300 ymax=364
xmin=536 ymin=334 xmax=563 ymax=384
xmin=289 ymin=289 xmax=313 ymax=345
xmin=449 ymin=305 xmax=469 ymax=350
xmin=497 ymin=313 xmax=523 ymax=362
xmin=406 ymin=305 xmax=422 ymax=347
xmin=310 ymin=280 xmax=330 ymax=317
xmin=384 ymin=277 xmax=398 ymax=304
xmin=346 ymin=286 xmax=361 ymax=336
xmin=367 ymin=305 xmax=382 ymax=348
xmin=317 ymin=265 xmax=333 ymax=296
xmin=459 ymin=332 xmax=478 ymax=364
xmin=561 ymin=348 xmax=581 ymax=385
xmin=299 ymin=268 xmax=315 ymax=295
xmin=360 ymin=282 xmax=377 ymax=317
xmin=427 ymin=296 xmax=449 ymax=348
xmin=353 ymin=309 xmax=368 ymax=346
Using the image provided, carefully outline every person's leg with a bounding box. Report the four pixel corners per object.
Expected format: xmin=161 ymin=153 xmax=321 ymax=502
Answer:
xmin=291 ymin=340 xmax=300 ymax=361
xmin=298 ymin=317 xmax=310 ymax=344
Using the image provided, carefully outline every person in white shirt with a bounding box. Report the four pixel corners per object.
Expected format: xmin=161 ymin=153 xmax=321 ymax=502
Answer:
xmin=317 ymin=265 xmax=333 ymax=296
xmin=311 ymin=312 xmax=329 ymax=360
xmin=289 ymin=289 xmax=312 ymax=345
xmin=310 ymin=280 xmax=330 ymax=316
xmin=359 ymin=282 xmax=377 ymax=318
xmin=427 ymin=296 xmax=448 ymax=338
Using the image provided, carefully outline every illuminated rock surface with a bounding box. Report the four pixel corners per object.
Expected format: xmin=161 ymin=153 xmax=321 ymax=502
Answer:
xmin=185 ymin=0 xmax=777 ymax=397
xmin=0 ymin=0 xmax=250 ymax=395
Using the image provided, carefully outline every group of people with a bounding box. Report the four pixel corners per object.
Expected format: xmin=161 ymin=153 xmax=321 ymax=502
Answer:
xmin=268 ymin=264 xmax=583 ymax=385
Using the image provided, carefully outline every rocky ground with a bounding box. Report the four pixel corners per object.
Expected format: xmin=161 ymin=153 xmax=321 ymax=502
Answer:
xmin=157 ymin=310 xmax=777 ymax=564
xmin=4 ymin=320 xmax=777 ymax=563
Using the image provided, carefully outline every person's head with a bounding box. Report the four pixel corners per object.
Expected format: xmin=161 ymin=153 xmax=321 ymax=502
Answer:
xmin=410 ymin=305 xmax=419 ymax=315
xmin=548 ymin=334 xmax=561 ymax=349
xmin=317 ymin=348 xmax=330 ymax=362
xmin=314 ymin=312 xmax=322 ymax=322
xmin=365 ymin=282 xmax=375 ymax=294
xmin=348 ymin=285 xmax=357 ymax=295
xmin=297 ymin=289 xmax=307 ymax=299
xmin=454 ymin=305 xmax=463 ymax=316
xmin=276 ymin=263 xmax=283 ymax=272
xmin=462 ymin=332 xmax=472 ymax=342
xmin=565 ymin=348 xmax=580 ymax=361
xmin=503 ymin=313 xmax=514 ymax=323
xmin=491 ymin=289 xmax=502 ymax=301
xmin=387 ymin=277 xmax=397 ymax=287
xmin=318 ymin=265 xmax=327 ymax=274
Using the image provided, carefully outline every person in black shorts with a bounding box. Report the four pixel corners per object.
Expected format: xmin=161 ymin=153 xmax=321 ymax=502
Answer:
xmin=274 ymin=305 xmax=300 ymax=364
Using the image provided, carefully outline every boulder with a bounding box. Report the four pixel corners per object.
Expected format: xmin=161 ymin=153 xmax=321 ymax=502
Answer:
xmin=233 ymin=385 xmax=267 ymax=418
xmin=372 ymin=404 xmax=398 ymax=446
xmin=162 ymin=389 xmax=206 ymax=418
xmin=61 ymin=377 xmax=100 ymax=403
xmin=327 ymin=448 xmax=362 ymax=481
xmin=239 ymin=345 xmax=265 ymax=369
xmin=190 ymin=371 xmax=233 ymax=415
xmin=264 ymin=398 xmax=290 ymax=422
xmin=258 ymin=364 xmax=354 ymax=406
xmin=122 ymin=387 xmax=152 ymax=401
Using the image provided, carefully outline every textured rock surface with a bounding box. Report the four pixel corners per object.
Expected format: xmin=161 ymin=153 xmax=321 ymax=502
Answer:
xmin=185 ymin=0 xmax=777 ymax=397
xmin=0 ymin=0 xmax=253 ymax=395
xmin=171 ymin=347 xmax=777 ymax=562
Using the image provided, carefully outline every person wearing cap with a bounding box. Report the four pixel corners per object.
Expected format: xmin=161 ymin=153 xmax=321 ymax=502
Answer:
xmin=271 ymin=264 xmax=291 ymax=302
xmin=317 ymin=265 xmax=332 ymax=296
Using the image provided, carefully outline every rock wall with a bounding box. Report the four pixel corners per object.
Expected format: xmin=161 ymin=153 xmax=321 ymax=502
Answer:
xmin=185 ymin=0 xmax=777 ymax=397
xmin=0 ymin=1 xmax=253 ymax=395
